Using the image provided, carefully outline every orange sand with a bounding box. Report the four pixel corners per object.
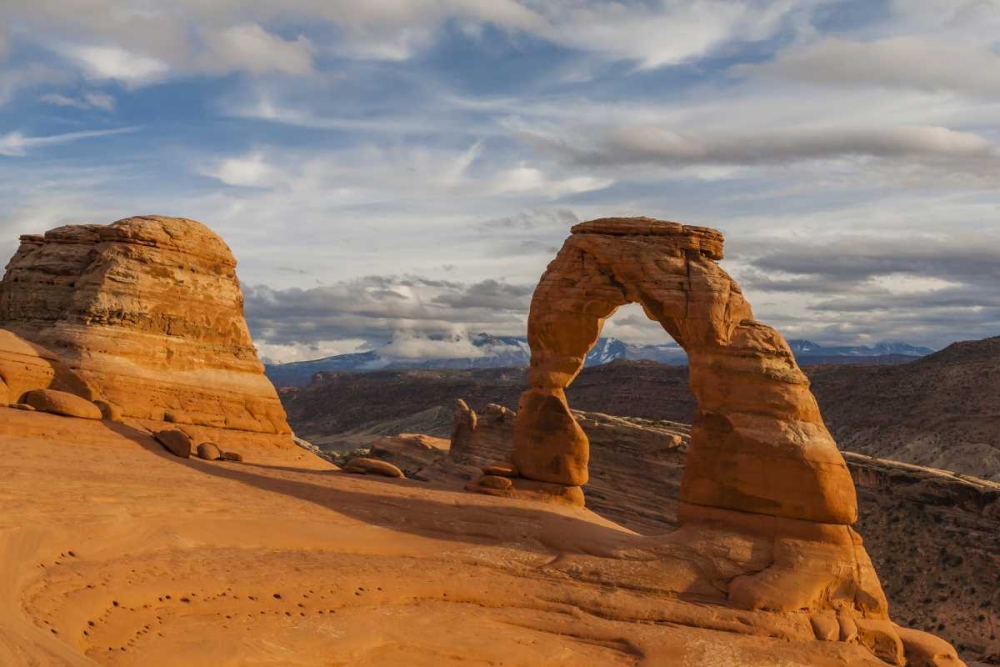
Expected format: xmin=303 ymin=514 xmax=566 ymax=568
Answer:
xmin=0 ymin=408 xmax=895 ymax=666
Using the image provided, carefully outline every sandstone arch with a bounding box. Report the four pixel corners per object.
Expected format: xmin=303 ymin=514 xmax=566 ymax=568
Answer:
xmin=511 ymin=217 xmax=857 ymax=526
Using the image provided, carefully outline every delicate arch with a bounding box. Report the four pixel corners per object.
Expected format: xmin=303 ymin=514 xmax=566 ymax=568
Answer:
xmin=512 ymin=217 xmax=857 ymax=525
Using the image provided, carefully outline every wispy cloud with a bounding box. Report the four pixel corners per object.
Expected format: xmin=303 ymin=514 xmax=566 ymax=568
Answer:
xmin=741 ymin=37 xmax=1000 ymax=95
xmin=39 ymin=91 xmax=115 ymax=111
xmin=0 ymin=127 xmax=139 ymax=157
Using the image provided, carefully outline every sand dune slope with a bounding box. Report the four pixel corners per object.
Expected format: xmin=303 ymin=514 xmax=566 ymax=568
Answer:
xmin=1 ymin=408 xmax=910 ymax=666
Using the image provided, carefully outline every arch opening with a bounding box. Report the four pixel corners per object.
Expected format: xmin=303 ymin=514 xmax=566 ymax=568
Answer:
xmin=508 ymin=217 xmax=858 ymax=526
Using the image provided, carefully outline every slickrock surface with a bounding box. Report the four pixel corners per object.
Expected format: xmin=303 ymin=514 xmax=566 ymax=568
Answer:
xmin=0 ymin=407 xmax=955 ymax=667
xmin=371 ymin=402 xmax=996 ymax=663
xmin=0 ymin=216 xmax=289 ymax=439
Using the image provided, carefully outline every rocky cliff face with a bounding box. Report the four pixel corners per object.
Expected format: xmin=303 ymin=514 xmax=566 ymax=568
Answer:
xmin=0 ymin=215 xmax=289 ymax=438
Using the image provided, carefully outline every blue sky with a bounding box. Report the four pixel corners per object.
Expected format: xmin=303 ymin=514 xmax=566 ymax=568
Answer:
xmin=2 ymin=1 xmax=1000 ymax=362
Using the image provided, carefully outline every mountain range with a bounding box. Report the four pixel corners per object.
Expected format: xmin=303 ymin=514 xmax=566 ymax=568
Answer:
xmin=264 ymin=333 xmax=933 ymax=387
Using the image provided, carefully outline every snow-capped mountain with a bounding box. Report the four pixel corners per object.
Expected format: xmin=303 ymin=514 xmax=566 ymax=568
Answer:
xmin=265 ymin=334 xmax=932 ymax=387
xmin=787 ymin=340 xmax=934 ymax=358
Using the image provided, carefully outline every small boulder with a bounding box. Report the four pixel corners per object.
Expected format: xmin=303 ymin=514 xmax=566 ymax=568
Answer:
xmin=482 ymin=461 xmax=518 ymax=478
xmin=221 ymin=451 xmax=243 ymax=462
xmin=93 ymin=399 xmax=123 ymax=422
xmin=343 ymin=457 xmax=405 ymax=478
xmin=22 ymin=389 xmax=102 ymax=420
xmin=155 ymin=429 xmax=192 ymax=458
xmin=477 ymin=475 xmax=513 ymax=490
xmin=196 ymin=442 xmax=223 ymax=461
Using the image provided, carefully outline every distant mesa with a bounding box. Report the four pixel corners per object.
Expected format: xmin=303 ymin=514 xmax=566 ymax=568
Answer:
xmin=0 ymin=215 xmax=292 ymax=452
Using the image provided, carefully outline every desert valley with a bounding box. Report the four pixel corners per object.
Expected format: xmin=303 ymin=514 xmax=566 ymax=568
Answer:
xmin=0 ymin=214 xmax=995 ymax=667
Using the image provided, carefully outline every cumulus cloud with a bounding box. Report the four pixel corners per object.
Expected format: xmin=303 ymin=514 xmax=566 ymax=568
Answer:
xmin=0 ymin=127 xmax=139 ymax=157
xmin=244 ymin=276 xmax=533 ymax=356
xmin=741 ymin=37 xmax=1000 ymax=95
xmin=60 ymin=44 xmax=170 ymax=85
xmin=379 ymin=331 xmax=491 ymax=360
xmin=200 ymin=153 xmax=276 ymax=188
xmin=203 ymin=24 xmax=315 ymax=76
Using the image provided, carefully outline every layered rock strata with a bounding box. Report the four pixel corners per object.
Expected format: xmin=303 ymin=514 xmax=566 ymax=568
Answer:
xmin=0 ymin=215 xmax=290 ymax=440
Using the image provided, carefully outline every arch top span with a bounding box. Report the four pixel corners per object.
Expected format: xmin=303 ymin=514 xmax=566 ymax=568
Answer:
xmin=571 ymin=216 xmax=725 ymax=260
xmin=511 ymin=216 xmax=859 ymax=526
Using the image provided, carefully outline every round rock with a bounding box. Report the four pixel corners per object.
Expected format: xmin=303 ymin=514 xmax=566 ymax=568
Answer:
xmin=155 ymin=429 xmax=193 ymax=458
xmin=196 ymin=442 xmax=223 ymax=460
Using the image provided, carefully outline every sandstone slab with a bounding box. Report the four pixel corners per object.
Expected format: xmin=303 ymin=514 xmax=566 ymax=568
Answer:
xmin=22 ymin=389 xmax=102 ymax=420
xmin=343 ymin=458 xmax=405 ymax=478
xmin=482 ymin=461 xmax=518 ymax=477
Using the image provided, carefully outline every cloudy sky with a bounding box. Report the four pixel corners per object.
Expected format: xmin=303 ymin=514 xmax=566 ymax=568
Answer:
xmin=1 ymin=0 xmax=999 ymax=362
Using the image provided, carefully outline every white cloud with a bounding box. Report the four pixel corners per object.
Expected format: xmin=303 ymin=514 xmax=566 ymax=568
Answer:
xmin=201 ymin=153 xmax=277 ymax=188
xmin=491 ymin=164 xmax=613 ymax=198
xmin=0 ymin=127 xmax=139 ymax=157
xmin=40 ymin=91 xmax=115 ymax=111
xmin=2 ymin=0 xmax=807 ymax=72
xmin=61 ymin=44 xmax=170 ymax=85
xmin=742 ymin=37 xmax=1000 ymax=95
xmin=522 ymin=124 xmax=1000 ymax=170
xmin=255 ymin=338 xmax=368 ymax=364
xmin=530 ymin=0 xmax=796 ymax=69
xmin=380 ymin=331 xmax=488 ymax=360
xmin=204 ymin=24 xmax=315 ymax=75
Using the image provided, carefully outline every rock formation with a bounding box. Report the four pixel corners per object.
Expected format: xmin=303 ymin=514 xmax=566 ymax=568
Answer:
xmin=449 ymin=400 xmax=516 ymax=466
xmin=462 ymin=217 xmax=957 ymax=664
xmin=506 ymin=217 xmax=854 ymax=522
xmin=22 ymin=388 xmax=102 ymax=420
xmin=0 ymin=215 xmax=291 ymax=446
xmin=343 ymin=457 xmax=405 ymax=478
xmin=155 ymin=429 xmax=193 ymax=458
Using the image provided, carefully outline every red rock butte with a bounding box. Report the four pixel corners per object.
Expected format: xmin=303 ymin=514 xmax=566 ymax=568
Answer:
xmin=507 ymin=216 xmax=855 ymax=522
xmin=465 ymin=216 xmax=958 ymax=664
xmin=0 ymin=215 xmax=291 ymax=449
